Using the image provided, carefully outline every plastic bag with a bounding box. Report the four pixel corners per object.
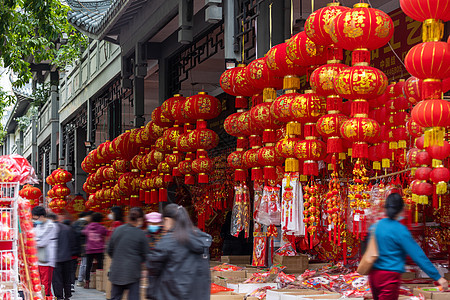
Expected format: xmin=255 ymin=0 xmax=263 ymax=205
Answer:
xmin=0 ymin=155 xmax=38 ymax=184
xmin=230 ymin=183 xmax=251 ymax=238
xmin=211 ymin=283 xmax=233 ymax=294
xmin=274 ymin=242 xmax=297 ymax=256
xmin=257 ymin=186 xmax=281 ymax=226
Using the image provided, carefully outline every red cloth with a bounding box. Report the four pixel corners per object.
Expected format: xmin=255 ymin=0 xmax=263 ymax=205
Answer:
xmin=39 ymin=266 xmax=54 ymax=296
xmin=369 ymin=269 xmax=402 ymax=300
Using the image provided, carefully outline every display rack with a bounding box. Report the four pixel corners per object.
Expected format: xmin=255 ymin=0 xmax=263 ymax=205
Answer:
xmin=0 ymin=183 xmax=20 ymax=300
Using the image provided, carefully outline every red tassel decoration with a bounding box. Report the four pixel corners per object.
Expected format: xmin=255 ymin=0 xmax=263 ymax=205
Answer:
xmin=263 ymin=130 xmax=276 ymax=144
xmin=352 ymin=142 xmax=369 ymax=159
xmin=327 ymin=137 xmax=343 ymax=154
xmin=303 ymin=161 xmax=319 ymax=176
xmin=343 ymin=240 xmax=347 ymax=265
xmin=151 ymin=190 xmax=159 ymax=204
xmin=264 ymin=166 xmax=276 ymax=181
xmin=234 ymin=169 xmax=247 ymax=182
xmin=172 ymin=167 xmax=182 ymax=177
xmin=145 ymin=191 xmax=150 ymax=204
xmin=251 ymin=168 xmax=263 ymax=181
xmin=139 ymin=189 xmax=145 ymax=201
xmin=235 ymin=96 xmax=248 ymax=109
xmin=159 ymin=188 xmax=167 ymax=202
xmin=198 ymin=174 xmax=209 ymax=184
xmin=185 ymin=174 xmax=195 ymax=185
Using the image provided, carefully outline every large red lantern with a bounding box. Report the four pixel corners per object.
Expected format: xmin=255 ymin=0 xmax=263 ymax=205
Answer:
xmin=426 ymin=141 xmax=450 ymax=160
xmin=266 ymin=43 xmax=305 ymax=90
xmin=183 ymin=92 xmax=221 ymax=127
xmin=340 ymin=118 xmax=380 ymax=158
xmin=430 ymin=166 xmax=450 ymax=195
xmin=399 ymin=0 xmax=450 ymax=22
xmin=331 ymin=3 xmax=393 ymax=62
xmin=305 ymin=3 xmax=350 ymax=47
xmin=411 ymin=100 xmax=450 ymax=146
xmin=161 ymin=94 xmax=186 ymax=121
xmin=286 ymin=31 xmax=327 ymax=68
xmin=405 ymin=42 xmax=450 ymax=81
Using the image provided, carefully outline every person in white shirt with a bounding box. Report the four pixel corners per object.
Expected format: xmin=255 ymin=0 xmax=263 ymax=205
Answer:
xmin=32 ymin=206 xmax=59 ymax=300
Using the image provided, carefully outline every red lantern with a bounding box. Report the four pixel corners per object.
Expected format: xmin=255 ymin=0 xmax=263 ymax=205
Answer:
xmin=250 ymin=102 xmax=283 ymax=143
xmin=289 ymin=92 xmax=326 ymax=123
xmin=161 ymin=94 xmax=186 ymax=121
xmin=257 ymin=146 xmax=284 ymax=181
xmin=405 ymin=42 xmax=450 ymax=80
xmin=400 ymin=0 xmax=450 ymax=22
xmin=295 ymin=139 xmax=326 ymax=176
xmin=407 ymin=119 xmax=424 ymax=138
xmin=53 ymin=184 xmax=70 ymax=198
xmin=331 ymin=3 xmax=393 ymax=58
xmin=151 ymin=106 xmax=174 ymax=128
xmin=305 ymin=3 xmax=351 ymax=46
xmin=412 ymin=99 xmax=450 ymax=129
xmin=112 ymin=159 xmax=131 ymax=174
xmin=415 ymin=167 xmax=432 ymax=180
xmin=191 ymin=157 xmax=214 ymax=183
xmin=416 ymin=151 xmax=432 ymax=166
xmin=188 ymin=129 xmax=219 ymax=151
xmin=227 ymin=151 xmax=247 ymax=182
xmin=183 ymin=92 xmax=221 ymax=127
xmin=317 ymin=114 xmax=348 ymax=153
xmin=340 ymin=118 xmax=381 ymax=158
xmin=275 ymin=138 xmax=301 ymax=172
xmin=310 ymin=63 xmax=348 ymax=96
xmin=334 ymin=66 xmax=388 ymax=101
xmin=266 ymin=43 xmax=305 ymax=89
xmin=243 ymin=148 xmax=263 ymax=181
xmin=286 ymin=31 xmax=327 ymax=67
xmin=426 ymin=141 xmax=450 ymax=160
xmin=246 ymin=57 xmax=283 ymax=92
xmin=404 ymin=77 xmax=422 ymax=104
xmin=233 ymin=65 xmax=261 ymax=97
xmin=430 ymin=167 xmax=450 ymax=195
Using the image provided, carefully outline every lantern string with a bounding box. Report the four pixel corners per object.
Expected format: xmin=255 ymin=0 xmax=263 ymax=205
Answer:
xmin=269 ymin=2 xmax=273 ymax=49
xmin=242 ymin=20 xmax=245 ymax=63
xmin=290 ymin=0 xmax=293 ymax=37
xmin=311 ymin=0 xmax=314 ymax=13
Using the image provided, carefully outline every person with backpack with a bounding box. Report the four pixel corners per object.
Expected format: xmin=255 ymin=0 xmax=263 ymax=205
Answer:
xmin=146 ymin=204 xmax=211 ymax=300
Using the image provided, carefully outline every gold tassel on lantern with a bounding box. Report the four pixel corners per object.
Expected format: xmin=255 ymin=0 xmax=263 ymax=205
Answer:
xmin=373 ymin=161 xmax=381 ymax=170
xmin=286 ymin=121 xmax=301 ymax=136
xmin=424 ymin=127 xmax=445 ymax=147
xmin=382 ymin=158 xmax=390 ymax=168
xmin=432 ymin=159 xmax=443 ymax=168
xmin=286 ymin=158 xmax=299 ymax=172
xmin=436 ymin=181 xmax=447 ymax=195
xmin=422 ymin=19 xmax=444 ymax=42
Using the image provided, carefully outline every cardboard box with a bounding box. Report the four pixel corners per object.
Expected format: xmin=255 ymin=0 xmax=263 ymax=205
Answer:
xmin=281 ymin=292 xmax=338 ymax=300
xmin=267 ymin=289 xmax=325 ymax=300
xmin=210 ymin=291 xmax=245 ymax=300
xmin=401 ymin=272 xmax=416 ymax=280
xmin=89 ymin=272 xmax=96 ymax=289
xmin=221 ymin=256 xmax=251 ymax=265
xmin=273 ymin=254 xmax=309 ymax=274
xmin=413 ymin=287 xmax=450 ymax=300
xmin=211 ymin=270 xmax=247 ymax=279
xmin=227 ymin=282 xmax=278 ymax=294
xmin=96 ymin=270 xmax=104 ymax=291
xmin=105 ymin=278 xmax=112 ymax=299
xmin=301 ymin=295 xmax=346 ymax=300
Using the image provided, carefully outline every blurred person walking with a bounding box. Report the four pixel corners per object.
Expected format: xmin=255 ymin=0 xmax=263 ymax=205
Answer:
xmin=146 ymin=204 xmax=211 ymax=300
xmin=82 ymin=212 xmax=107 ymax=288
xmin=72 ymin=211 xmax=93 ymax=286
xmin=32 ymin=206 xmax=59 ymax=300
xmin=52 ymin=217 xmax=78 ymax=300
xmin=368 ymin=193 xmax=448 ymax=300
xmin=108 ymin=207 xmax=149 ymax=300
xmin=145 ymin=212 xmax=164 ymax=248
xmin=108 ymin=206 xmax=124 ymax=234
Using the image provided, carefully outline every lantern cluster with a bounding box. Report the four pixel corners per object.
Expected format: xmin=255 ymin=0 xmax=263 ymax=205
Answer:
xmin=19 ymin=185 xmax=42 ymax=208
xmin=46 ymin=168 xmax=72 ymax=213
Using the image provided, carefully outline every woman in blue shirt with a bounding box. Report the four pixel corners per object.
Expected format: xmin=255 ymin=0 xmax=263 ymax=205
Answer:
xmin=369 ymin=193 xmax=448 ymax=300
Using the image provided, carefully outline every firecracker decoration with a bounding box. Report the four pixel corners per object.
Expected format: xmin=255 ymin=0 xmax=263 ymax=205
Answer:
xmin=230 ymin=183 xmax=251 ymax=238
xmin=324 ymin=168 xmax=344 ymax=245
xmin=403 ymin=0 xmax=450 ymax=147
xmin=303 ymin=183 xmax=321 ymax=249
xmin=348 ymin=159 xmax=371 ymax=239
xmin=281 ymin=173 xmax=304 ymax=236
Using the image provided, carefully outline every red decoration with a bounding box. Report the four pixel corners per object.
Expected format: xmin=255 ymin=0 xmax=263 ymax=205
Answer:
xmin=191 ymin=156 xmax=214 ymax=184
xmin=286 ymin=31 xmax=327 ymax=67
xmin=161 ymin=94 xmax=186 ymax=121
xmin=404 ymin=76 xmax=422 ymax=104
xmin=405 ymin=42 xmax=450 ymax=80
xmin=400 ymin=0 xmax=450 ymax=22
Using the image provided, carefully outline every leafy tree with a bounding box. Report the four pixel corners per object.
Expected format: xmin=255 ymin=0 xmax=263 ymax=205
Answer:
xmin=0 ymin=0 xmax=88 ymax=87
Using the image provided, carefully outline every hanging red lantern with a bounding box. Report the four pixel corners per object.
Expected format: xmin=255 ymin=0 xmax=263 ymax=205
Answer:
xmin=426 ymin=141 xmax=450 ymax=160
xmin=250 ymin=102 xmax=283 ymax=144
xmin=415 ymin=167 xmax=433 ymax=180
xmin=188 ymin=128 xmax=219 ymax=152
xmin=257 ymin=146 xmax=284 ymax=181
xmin=155 ymin=137 xmax=171 ymax=153
xmin=295 ymin=139 xmax=326 ymax=176
xmin=191 ymin=156 xmax=214 ymax=184
xmin=430 ymin=166 xmax=450 ymax=195
xmin=289 ymin=92 xmax=326 ymax=123
xmin=275 ymin=137 xmax=301 ymax=172
xmin=334 ymin=66 xmax=388 ymax=101
xmin=405 ymin=42 xmax=450 ymax=80
xmin=183 ymin=92 xmax=221 ymax=128
xmin=404 ymin=77 xmax=422 ymax=104
xmin=400 ymin=0 xmax=450 ymax=22
xmin=152 ymin=106 xmax=174 ymax=128
xmin=340 ymin=118 xmax=380 ymax=158
xmin=161 ymin=94 xmax=186 ymax=121
xmin=407 ymin=119 xmax=424 ymax=138
xmin=246 ymin=57 xmax=283 ymax=94
xmin=227 ymin=151 xmax=247 ymax=182
xmin=317 ymin=114 xmax=348 ymax=152
xmin=286 ymin=31 xmax=327 ymax=67
xmin=310 ymin=63 xmax=348 ymax=96
xmin=243 ymin=148 xmax=263 ymax=181
xmin=417 ymin=151 xmax=432 ymax=166
xmin=305 ymin=3 xmax=351 ymax=47
xmin=53 ymin=184 xmax=70 ymax=198
xmin=411 ymin=100 xmax=450 ymax=147
xmin=412 ymin=181 xmax=433 ymax=203
xmin=331 ymin=3 xmax=394 ymax=62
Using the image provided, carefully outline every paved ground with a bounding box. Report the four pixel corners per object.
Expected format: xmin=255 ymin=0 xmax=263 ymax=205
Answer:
xmin=71 ymin=284 xmax=106 ymax=300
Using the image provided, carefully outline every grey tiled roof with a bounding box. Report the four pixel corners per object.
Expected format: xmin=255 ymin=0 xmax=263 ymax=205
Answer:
xmin=66 ymin=0 xmax=126 ymax=39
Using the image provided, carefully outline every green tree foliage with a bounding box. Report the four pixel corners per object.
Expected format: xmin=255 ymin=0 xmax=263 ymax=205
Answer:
xmin=0 ymin=0 xmax=88 ymax=87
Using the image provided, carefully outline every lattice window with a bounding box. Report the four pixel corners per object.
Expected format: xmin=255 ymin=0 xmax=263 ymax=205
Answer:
xmin=235 ymin=0 xmax=261 ymax=62
xmin=168 ymin=22 xmax=225 ymax=95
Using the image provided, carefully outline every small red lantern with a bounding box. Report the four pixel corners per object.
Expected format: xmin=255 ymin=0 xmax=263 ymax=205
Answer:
xmin=246 ymin=57 xmax=283 ymax=92
xmin=310 ymin=63 xmax=348 ymax=96
xmin=340 ymin=117 xmax=381 ymax=158
xmin=191 ymin=157 xmax=214 ymax=183
xmin=112 ymin=159 xmax=131 ymax=174
xmin=416 ymin=151 xmax=432 ymax=166
xmin=243 ymin=148 xmax=263 ymax=181
xmin=188 ymin=128 xmax=219 ymax=151
xmin=275 ymin=138 xmax=301 ymax=172
xmin=426 ymin=141 xmax=450 ymax=160
xmin=151 ymin=106 xmax=174 ymax=128
xmin=407 ymin=119 xmax=424 ymax=138
xmin=289 ymin=92 xmax=326 ymax=123
xmin=257 ymin=146 xmax=284 ymax=181
xmin=404 ymin=77 xmax=422 ymax=104
xmin=183 ymin=92 xmax=221 ymax=127
xmin=227 ymin=151 xmax=247 ymax=182
xmin=430 ymin=166 xmax=450 ymax=195
xmin=286 ymin=31 xmax=327 ymax=67
xmin=53 ymin=184 xmax=70 ymax=198
xmin=295 ymin=139 xmax=326 ymax=176
xmin=250 ymin=102 xmax=283 ymax=143
xmin=415 ymin=167 xmax=432 ymax=180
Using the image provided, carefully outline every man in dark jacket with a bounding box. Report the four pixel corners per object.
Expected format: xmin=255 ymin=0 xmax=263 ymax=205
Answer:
xmin=146 ymin=229 xmax=211 ymax=300
xmin=108 ymin=207 xmax=149 ymax=300
xmin=52 ymin=219 xmax=78 ymax=300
